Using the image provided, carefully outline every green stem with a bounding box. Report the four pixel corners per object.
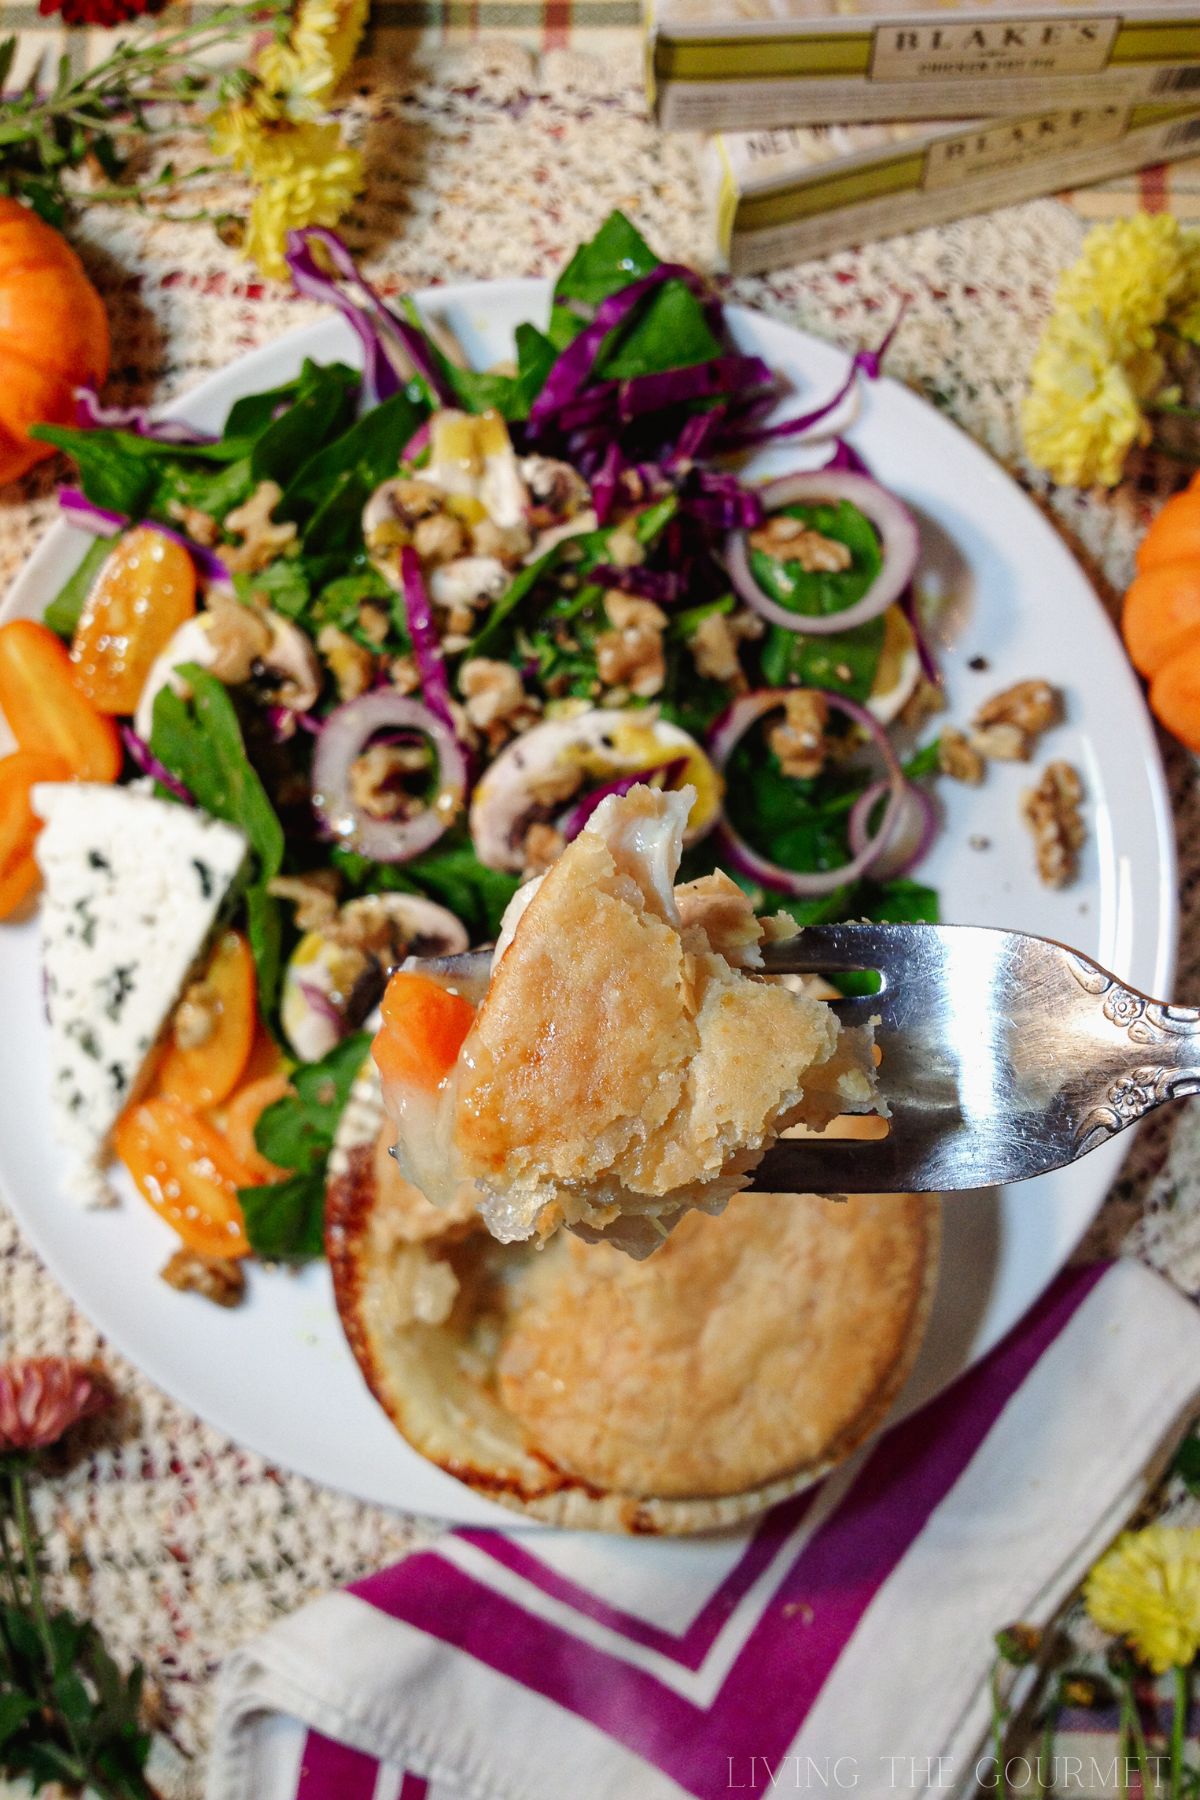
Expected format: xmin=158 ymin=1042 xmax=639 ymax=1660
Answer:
xmin=1171 ymin=1665 xmax=1189 ymax=1800
xmin=991 ymin=1661 xmax=1009 ymax=1800
xmin=1123 ymin=1671 xmax=1157 ymax=1799
xmin=9 ymin=1468 xmax=86 ymax=1783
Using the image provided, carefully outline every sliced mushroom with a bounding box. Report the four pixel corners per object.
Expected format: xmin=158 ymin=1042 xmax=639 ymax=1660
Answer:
xmin=254 ymin=614 xmax=322 ymax=713
xmin=429 ymin=557 xmax=509 ymax=611
xmin=134 ymin=613 xmax=226 ymax=740
xmin=468 ymin=709 xmax=722 ymax=873
xmin=280 ymin=893 xmax=469 ymax=1062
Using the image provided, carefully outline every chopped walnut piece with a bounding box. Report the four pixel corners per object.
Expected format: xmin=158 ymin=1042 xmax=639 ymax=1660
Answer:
xmin=167 ymin=501 xmax=218 ymax=547
xmin=974 ymin=679 xmax=1062 ymax=742
xmin=413 ymin=511 xmax=466 ymax=565
xmin=769 ymin=689 xmax=829 ymax=779
xmin=595 ymin=590 xmax=667 ymax=699
xmin=160 ymin=1250 xmax=246 ymax=1308
xmin=349 ymin=744 xmax=427 ymax=821
xmin=938 ymin=726 xmax=985 ymax=785
xmin=268 ymin=870 xmax=341 ymax=932
xmin=690 ymin=611 xmax=742 ymax=684
xmin=358 ymin=600 xmax=391 ymax=646
xmin=749 ymin=515 xmax=853 ymax=572
xmin=222 ymin=481 xmax=297 ymax=575
xmin=459 ymin=657 xmax=527 ymax=731
xmin=969 ymin=722 xmax=1030 ymax=763
xmin=472 ymin=516 xmax=533 ymax=564
xmin=522 ymin=821 xmax=566 ymax=876
xmin=390 ymin=654 xmax=421 ymax=694
xmin=1022 ymin=760 xmax=1085 ymax=888
xmin=603 ymin=521 xmax=645 ymax=571
xmin=173 ymin=979 xmax=220 ymax=1051
xmin=317 ymin=624 xmax=375 ymax=701
xmin=899 ymin=676 xmax=946 ymax=733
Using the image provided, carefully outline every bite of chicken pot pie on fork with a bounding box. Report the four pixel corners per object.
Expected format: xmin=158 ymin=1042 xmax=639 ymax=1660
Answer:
xmin=371 ymin=783 xmax=879 ymax=1256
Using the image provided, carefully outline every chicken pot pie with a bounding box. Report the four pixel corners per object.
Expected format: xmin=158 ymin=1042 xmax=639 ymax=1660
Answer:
xmin=373 ymin=783 xmax=878 ymax=1256
xmin=328 ymin=1063 xmax=940 ymax=1532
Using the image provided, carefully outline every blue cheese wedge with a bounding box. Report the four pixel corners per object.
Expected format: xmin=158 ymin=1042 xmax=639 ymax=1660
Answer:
xmin=33 ymin=784 xmax=250 ymax=1206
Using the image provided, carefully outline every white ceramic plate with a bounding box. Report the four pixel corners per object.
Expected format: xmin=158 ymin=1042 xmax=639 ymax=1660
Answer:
xmin=0 ymin=280 xmax=1177 ymax=1522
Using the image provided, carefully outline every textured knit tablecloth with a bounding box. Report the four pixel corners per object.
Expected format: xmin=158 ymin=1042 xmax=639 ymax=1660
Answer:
xmin=2 ymin=29 xmax=1200 ymax=1797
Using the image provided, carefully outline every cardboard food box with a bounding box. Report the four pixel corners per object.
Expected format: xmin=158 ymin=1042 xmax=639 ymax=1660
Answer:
xmin=709 ymin=104 xmax=1200 ymax=272
xmin=649 ymin=0 xmax=1200 ymax=130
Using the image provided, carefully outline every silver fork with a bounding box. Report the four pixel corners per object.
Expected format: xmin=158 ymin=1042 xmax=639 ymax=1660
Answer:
xmin=752 ymin=923 xmax=1199 ymax=1194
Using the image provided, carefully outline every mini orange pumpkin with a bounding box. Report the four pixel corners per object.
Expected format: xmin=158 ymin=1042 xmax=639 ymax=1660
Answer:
xmin=0 ymin=200 xmax=110 ymax=488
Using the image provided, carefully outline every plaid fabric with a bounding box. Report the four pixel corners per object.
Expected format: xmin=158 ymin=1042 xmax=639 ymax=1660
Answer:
xmin=0 ymin=0 xmax=639 ymax=72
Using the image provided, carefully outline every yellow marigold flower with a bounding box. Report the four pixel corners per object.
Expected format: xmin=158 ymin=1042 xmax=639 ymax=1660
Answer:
xmin=1084 ymin=1526 xmax=1200 ymax=1675
xmin=1021 ymin=310 xmax=1149 ymax=488
xmin=245 ymin=139 xmax=364 ymax=279
xmin=1056 ymin=214 xmax=1190 ymax=365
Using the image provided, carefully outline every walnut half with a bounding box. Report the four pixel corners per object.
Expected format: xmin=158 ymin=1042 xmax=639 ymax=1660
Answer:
xmin=970 ymin=680 xmax=1063 ymax=763
xmin=160 ymin=1250 xmax=246 ymax=1308
xmin=1022 ymin=761 xmax=1085 ymax=888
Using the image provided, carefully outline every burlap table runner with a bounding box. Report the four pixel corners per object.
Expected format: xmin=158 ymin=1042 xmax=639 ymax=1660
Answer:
xmin=1 ymin=35 xmax=1199 ymax=1795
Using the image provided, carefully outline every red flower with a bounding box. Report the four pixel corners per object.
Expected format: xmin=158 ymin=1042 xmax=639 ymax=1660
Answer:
xmin=38 ymin=0 xmax=166 ymax=24
xmin=0 ymin=1358 xmax=111 ymax=1454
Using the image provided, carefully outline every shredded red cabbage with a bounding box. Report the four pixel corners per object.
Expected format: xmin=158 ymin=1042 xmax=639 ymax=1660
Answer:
xmin=285 ymin=228 xmax=455 ymax=409
xmin=715 ymin=308 xmax=907 ymax=455
xmin=526 ymin=263 xmax=715 ymax=434
xmin=119 ymin=724 xmax=194 ymax=803
xmin=681 ymin=471 xmax=765 ymax=531
xmin=399 ymin=546 xmax=460 ymax=738
xmin=74 ymin=388 xmax=216 ymax=445
xmin=59 ymin=489 xmax=230 ymax=584
xmin=588 ymin=563 xmax=685 ymax=605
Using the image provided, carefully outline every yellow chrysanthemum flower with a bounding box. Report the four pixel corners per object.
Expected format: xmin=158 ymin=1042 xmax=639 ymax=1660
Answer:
xmin=1056 ymin=214 xmax=1191 ymax=365
xmin=258 ymin=0 xmax=369 ymax=115
xmin=1021 ymin=310 xmax=1150 ymax=489
xmin=1084 ymin=1526 xmax=1200 ymax=1675
xmin=244 ymin=140 xmax=364 ymax=279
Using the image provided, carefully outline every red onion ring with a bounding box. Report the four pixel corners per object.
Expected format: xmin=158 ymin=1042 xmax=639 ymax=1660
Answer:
xmin=312 ymin=692 xmax=467 ymax=863
xmin=399 ymin=545 xmax=457 ymax=737
xmin=847 ymin=777 xmax=937 ymax=880
xmin=724 ymin=471 xmax=919 ymax=638
xmin=708 ymin=689 xmax=909 ymax=897
xmin=119 ymin=724 xmax=194 ymax=804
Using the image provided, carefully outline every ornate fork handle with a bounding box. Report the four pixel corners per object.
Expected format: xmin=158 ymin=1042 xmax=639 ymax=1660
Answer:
xmin=1067 ymin=955 xmax=1200 ymax=1154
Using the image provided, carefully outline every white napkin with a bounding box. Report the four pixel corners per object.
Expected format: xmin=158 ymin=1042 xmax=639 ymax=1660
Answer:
xmin=207 ymin=1260 xmax=1200 ymax=1800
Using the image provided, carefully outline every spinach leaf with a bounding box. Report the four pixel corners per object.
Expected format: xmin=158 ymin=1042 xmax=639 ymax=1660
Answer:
xmin=150 ymin=667 xmax=286 ymax=1011
xmin=862 ymin=878 xmax=939 ymax=924
xmin=150 ymin=667 xmax=284 ymax=880
xmin=468 ymin=546 xmax=563 ymax=659
xmin=596 ymin=279 xmax=721 ymax=380
xmin=43 ymin=537 xmax=112 ymax=639
xmin=332 ymin=839 xmax=521 ymax=943
xmin=757 ymin=501 xmax=885 ymax=700
xmin=550 ymin=210 xmax=660 ymax=346
xmin=283 ymin=390 xmax=424 ymax=555
xmin=251 ymin=360 xmax=359 ymax=486
xmin=512 ymin=321 xmax=559 ymax=415
xmin=314 ymin=563 xmax=409 ymax=650
xmin=241 ymin=1032 xmax=371 ymax=1261
xmin=239 ymin=1169 xmax=327 ymax=1263
xmin=903 ymin=737 xmax=943 ymax=781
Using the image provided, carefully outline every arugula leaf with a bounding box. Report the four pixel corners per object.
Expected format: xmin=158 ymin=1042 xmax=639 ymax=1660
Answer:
xmin=597 ymin=279 xmax=721 ymax=380
xmin=332 ymin=839 xmax=521 ymax=942
xmin=43 ymin=536 xmax=112 ymax=639
xmin=232 ymin=556 xmax=312 ymax=620
xmin=241 ymin=1033 xmax=371 ymax=1261
xmin=282 ymin=390 xmax=424 ymax=555
xmin=758 ymin=501 xmax=886 ymax=700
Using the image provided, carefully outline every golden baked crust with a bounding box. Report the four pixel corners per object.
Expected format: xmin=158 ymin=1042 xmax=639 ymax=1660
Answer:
xmin=329 ymin=1061 xmax=940 ymax=1532
xmin=496 ymin=1190 xmax=933 ymax=1497
xmin=448 ymin=785 xmax=874 ymax=1250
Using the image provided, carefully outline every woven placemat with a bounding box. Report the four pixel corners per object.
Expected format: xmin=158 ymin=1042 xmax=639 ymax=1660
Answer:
xmin=1 ymin=36 xmax=1199 ymax=1796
